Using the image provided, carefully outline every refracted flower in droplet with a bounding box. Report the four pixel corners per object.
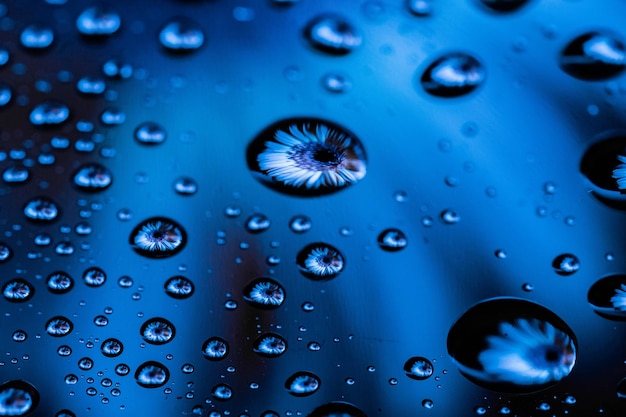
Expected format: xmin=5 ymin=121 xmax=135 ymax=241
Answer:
xmin=612 ymin=155 xmax=626 ymax=191
xmin=130 ymin=217 xmax=186 ymax=258
xmin=611 ymin=284 xmax=626 ymax=311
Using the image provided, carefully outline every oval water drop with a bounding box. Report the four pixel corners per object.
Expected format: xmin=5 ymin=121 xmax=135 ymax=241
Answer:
xmin=420 ymin=53 xmax=485 ymax=97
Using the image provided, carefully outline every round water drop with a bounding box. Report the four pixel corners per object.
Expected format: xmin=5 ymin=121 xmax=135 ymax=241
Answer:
xmin=306 ymin=402 xmax=367 ymax=417
xmin=115 ymin=364 xmax=130 ymax=376
xmin=118 ymin=276 xmax=133 ymax=288
xmin=130 ymin=217 xmax=186 ymax=258
xmin=134 ymin=121 xmax=166 ymax=145
xmin=100 ymin=108 xmax=125 ymax=125
xmin=560 ymin=31 xmax=626 ymax=81
xmin=422 ymin=399 xmax=434 ymax=409
xmin=46 ymin=316 xmax=73 ymax=337
xmin=77 ymin=77 xmax=106 ymax=95
xmin=174 ymin=177 xmax=197 ymax=195
xmin=30 ymin=101 xmax=69 ymax=125
xmin=73 ymin=163 xmax=112 ymax=192
xmin=57 ymin=346 xmax=72 ymax=357
xmin=246 ymin=214 xmax=271 ymax=233
xmin=440 ymin=209 xmax=461 ymax=224
xmin=297 ymin=242 xmax=345 ymax=280
xmin=164 ymin=276 xmax=194 ymax=299
xmin=403 ymin=357 xmax=434 ymax=380
xmin=20 ymin=24 xmax=54 ymax=49
xmin=211 ymin=384 xmax=233 ymax=401
xmin=159 ymin=18 xmax=204 ymax=52
xmin=447 ymin=297 xmax=577 ymax=393
xmin=76 ymin=5 xmax=121 ymax=36
xmin=100 ymin=338 xmax=123 ymax=357
xmin=0 ymin=380 xmax=39 ymax=416
xmin=253 ymin=333 xmax=287 ymax=357
xmin=135 ymin=361 xmax=169 ymax=388
xmin=83 ymin=267 xmax=106 ymax=287
xmin=78 ymin=357 xmax=94 ymax=370
xmin=420 ymin=53 xmax=485 ymax=97
xmin=408 ymin=0 xmax=433 ymax=16
xmin=377 ymin=228 xmax=407 ymax=252
xmin=141 ymin=318 xmax=176 ymax=345
xmin=202 ymin=337 xmax=229 ymax=361
xmin=243 ymin=278 xmax=285 ymax=309
xmin=289 ymin=215 xmax=312 ymax=233
xmin=2 ymin=279 xmax=34 ymax=302
xmin=304 ymin=14 xmax=361 ymax=55
xmin=587 ymin=274 xmax=626 ymax=321
xmin=0 ymin=243 xmax=11 ymax=263
xmin=552 ymin=254 xmax=579 ymax=276
xmin=285 ymin=372 xmax=320 ymax=397
xmin=478 ymin=0 xmax=528 ymax=12
xmin=0 ymin=83 xmax=11 ymax=106
xmin=3 ymin=166 xmax=29 ymax=184
xmin=248 ymin=118 xmax=367 ymax=196
xmin=12 ymin=330 xmax=27 ymax=342
xmin=322 ymin=73 xmax=352 ymax=93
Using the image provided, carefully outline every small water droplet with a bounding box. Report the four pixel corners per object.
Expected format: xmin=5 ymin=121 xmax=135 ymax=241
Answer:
xmin=30 ymin=101 xmax=69 ymax=125
xmin=21 ymin=24 xmax=54 ymax=49
xmin=130 ymin=217 xmax=186 ymax=258
xmin=297 ymin=242 xmax=345 ymax=280
xmin=173 ymin=177 xmax=197 ymax=195
xmin=440 ymin=209 xmax=460 ymax=224
xmin=552 ymin=254 xmax=580 ymax=276
xmin=202 ymin=337 xmax=229 ymax=361
xmin=73 ymin=163 xmax=112 ymax=192
xmin=285 ymin=372 xmax=320 ymax=396
xmin=246 ymin=214 xmax=271 ymax=233
xmin=159 ymin=18 xmax=204 ymax=52
xmin=404 ymin=357 xmax=434 ymax=380
xmin=243 ymin=278 xmax=285 ymax=308
xmin=304 ymin=15 xmax=361 ymax=55
xmin=135 ymin=361 xmax=169 ymax=388
xmin=134 ymin=121 xmax=166 ymax=145
xmin=141 ymin=318 xmax=176 ymax=345
xmin=76 ymin=5 xmax=121 ymax=36
xmin=377 ymin=228 xmax=407 ymax=251
xmin=289 ymin=215 xmax=312 ymax=233
xmin=420 ymin=53 xmax=485 ymax=97
xmin=253 ymin=333 xmax=287 ymax=357
xmin=322 ymin=73 xmax=352 ymax=93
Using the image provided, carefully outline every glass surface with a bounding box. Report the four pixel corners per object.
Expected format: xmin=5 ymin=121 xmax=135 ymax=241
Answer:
xmin=0 ymin=0 xmax=625 ymax=416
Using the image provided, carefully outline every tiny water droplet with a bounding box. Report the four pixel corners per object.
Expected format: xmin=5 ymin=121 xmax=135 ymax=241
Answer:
xmin=304 ymin=15 xmax=361 ymax=55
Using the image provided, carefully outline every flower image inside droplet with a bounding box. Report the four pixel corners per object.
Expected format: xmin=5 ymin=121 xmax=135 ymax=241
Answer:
xmin=0 ymin=381 xmax=39 ymax=416
xmin=202 ymin=337 xmax=229 ymax=361
xmin=243 ymin=278 xmax=286 ymax=308
xmin=140 ymin=318 xmax=176 ymax=345
xmin=135 ymin=362 xmax=169 ymax=388
xmin=297 ymin=242 xmax=345 ymax=280
xmin=130 ymin=217 xmax=186 ymax=258
xmin=587 ymin=275 xmax=626 ymax=321
xmin=248 ymin=118 xmax=367 ymax=196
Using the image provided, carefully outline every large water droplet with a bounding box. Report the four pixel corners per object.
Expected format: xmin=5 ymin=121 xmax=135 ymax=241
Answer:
xmin=202 ymin=337 xmax=229 ymax=361
xmin=552 ymin=254 xmax=580 ymax=276
xmin=211 ymin=384 xmax=233 ymax=401
xmin=83 ymin=267 xmax=106 ymax=287
xmin=30 ymin=101 xmax=70 ymax=125
xmin=243 ymin=278 xmax=285 ymax=309
xmin=304 ymin=14 xmax=361 ymax=55
xmin=253 ymin=333 xmax=287 ymax=357
xmin=159 ymin=18 xmax=205 ymax=52
xmin=134 ymin=122 xmax=167 ymax=145
xmin=45 ymin=316 xmax=73 ymax=337
xmin=403 ymin=356 xmax=434 ymax=380
xmin=76 ymin=5 xmax=121 ymax=36
xmin=377 ymin=228 xmax=408 ymax=252
xmin=2 ymin=279 xmax=34 ymax=302
xmin=247 ymin=118 xmax=367 ymax=196
xmin=20 ymin=24 xmax=54 ymax=49
xmin=580 ymin=135 xmax=626 ymax=208
xmin=307 ymin=402 xmax=367 ymax=417
xmin=24 ymin=197 xmax=59 ymax=222
xmin=297 ymin=242 xmax=345 ymax=280
xmin=285 ymin=372 xmax=321 ymax=397
xmin=420 ymin=53 xmax=485 ymax=97
xmin=164 ymin=276 xmax=194 ymax=299
xmin=0 ymin=381 xmax=39 ymax=416
xmin=447 ymin=298 xmax=577 ymax=393
xmin=101 ymin=338 xmax=123 ymax=357
xmin=587 ymin=274 xmax=626 ymax=321
xmin=140 ymin=318 xmax=176 ymax=345
xmin=130 ymin=217 xmax=186 ymax=258
xmin=135 ymin=362 xmax=169 ymax=388
xmin=73 ymin=163 xmax=113 ymax=192
xmin=560 ymin=31 xmax=626 ymax=81
xmin=3 ymin=166 xmax=29 ymax=184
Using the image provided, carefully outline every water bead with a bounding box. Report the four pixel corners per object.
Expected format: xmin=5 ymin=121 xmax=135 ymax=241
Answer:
xmin=377 ymin=228 xmax=408 ymax=252
xmin=134 ymin=122 xmax=167 ymax=145
xmin=285 ymin=372 xmax=321 ymax=397
xmin=202 ymin=337 xmax=229 ymax=361
xmin=30 ymin=101 xmax=69 ymax=125
xmin=130 ymin=217 xmax=186 ymax=258
xmin=159 ymin=18 xmax=205 ymax=52
xmin=243 ymin=278 xmax=285 ymax=309
xmin=135 ymin=362 xmax=169 ymax=388
xmin=164 ymin=276 xmax=194 ymax=299
xmin=76 ymin=5 xmax=121 ymax=36
xmin=23 ymin=197 xmax=59 ymax=222
xmin=297 ymin=242 xmax=345 ymax=280
xmin=403 ymin=357 xmax=434 ymax=380
xmin=560 ymin=31 xmax=626 ymax=81
xmin=2 ymin=278 xmax=34 ymax=302
xmin=304 ymin=15 xmax=361 ymax=55
xmin=253 ymin=333 xmax=288 ymax=357
xmin=140 ymin=318 xmax=176 ymax=345
xmin=73 ymin=163 xmax=112 ymax=192
xmin=0 ymin=381 xmax=39 ymax=416
xmin=420 ymin=53 xmax=485 ymax=97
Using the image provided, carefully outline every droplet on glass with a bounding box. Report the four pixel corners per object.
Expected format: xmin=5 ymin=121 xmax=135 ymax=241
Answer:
xmin=83 ymin=267 xmax=106 ymax=287
xmin=404 ymin=357 xmax=434 ymax=380
xmin=560 ymin=31 xmax=626 ymax=81
xmin=420 ymin=53 xmax=485 ymax=97
xmin=285 ymin=372 xmax=320 ymax=397
xmin=77 ymin=77 xmax=106 ymax=95
xmin=246 ymin=214 xmax=271 ymax=233
xmin=447 ymin=297 xmax=577 ymax=393
xmin=130 ymin=217 xmax=186 ymax=258
xmin=20 ymin=24 xmax=54 ymax=49
xmin=587 ymin=274 xmax=626 ymax=321
xmin=440 ymin=209 xmax=461 ymax=224
xmin=248 ymin=118 xmax=367 ymax=196
xmin=377 ymin=228 xmax=408 ymax=252
xmin=101 ymin=338 xmax=123 ymax=357
xmin=30 ymin=101 xmax=70 ymax=125
xmin=407 ymin=0 xmax=433 ymax=16
xmin=552 ymin=254 xmax=580 ymax=276
xmin=243 ymin=278 xmax=285 ymax=309
xmin=76 ymin=5 xmax=121 ymax=36
xmin=253 ymin=333 xmax=287 ymax=357
xmin=2 ymin=279 xmax=34 ymax=302
xmin=289 ymin=215 xmax=312 ymax=233
xmin=159 ymin=18 xmax=205 ymax=52
xmin=478 ymin=0 xmax=528 ymax=12
xmin=140 ymin=318 xmax=176 ymax=345
xmin=173 ymin=177 xmax=197 ymax=195
xmin=580 ymin=135 xmax=626 ymax=208
xmin=12 ymin=330 xmax=27 ymax=343
xmin=297 ymin=242 xmax=345 ymax=280
xmin=135 ymin=361 xmax=169 ymax=388
xmin=73 ymin=163 xmax=112 ymax=192
xmin=322 ymin=73 xmax=352 ymax=93
xmin=164 ymin=276 xmax=194 ymax=299
xmin=202 ymin=337 xmax=229 ymax=361
xmin=134 ymin=121 xmax=167 ymax=145
xmin=45 ymin=316 xmax=73 ymax=337
xmin=0 ymin=380 xmax=39 ymax=416
xmin=0 ymin=243 xmax=11 ymax=263
xmin=304 ymin=14 xmax=361 ymax=55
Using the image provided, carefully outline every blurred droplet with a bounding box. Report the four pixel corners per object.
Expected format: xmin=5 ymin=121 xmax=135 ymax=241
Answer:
xmin=304 ymin=15 xmax=361 ymax=55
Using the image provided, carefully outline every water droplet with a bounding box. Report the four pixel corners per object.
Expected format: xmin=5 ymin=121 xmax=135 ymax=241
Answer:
xmin=580 ymin=135 xmax=626 ymax=208
xmin=202 ymin=337 xmax=229 ymax=361
xmin=560 ymin=31 xmax=626 ymax=81
xmin=117 ymin=276 xmax=133 ymax=288
xmin=78 ymin=357 xmax=93 ymax=370
xmin=76 ymin=5 xmax=121 ymax=36
xmin=0 ymin=83 xmax=11 ymax=106
xmin=57 ymin=346 xmax=72 ymax=357
xmin=83 ymin=267 xmax=106 ymax=287
xmin=246 ymin=214 xmax=271 ymax=233
xmin=2 ymin=279 xmax=34 ymax=302
xmin=134 ymin=121 xmax=167 ymax=145
xmin=388 ymin=378 xmax=398 ymax=385
xmin=322 ymin=73 xmax=352 ymax=93
xmin=100 ymin=108 xmax=125 ymax=125
xmin=403 ymin=357 xmax=434 ymax=380
xmin=0 ymin=381 xmax=39 ymax=415
xmin=76 ymin=77 xmax=106 ymax=95
xmin=447 ymin=298 xmax=577 ymax=393
xmin=30 ymin=101 xmax=69 ymax=125
xmin=552 ymin=254 xmax=580 ymax=276
xmin=135 ymin=361 xmax=169 ymax=388
xmin=495 ymin=249 xmax=507 ymax=259
xmin=130 ymin=217 xmax=186 ymax=258
xmin=297 ymin=242 xmax=345 ymax=280
xmin=289 ymin=215 xmax=312 ymax=233
xmin=422 ymin=399 xmax=434 ymax=409
xmin=474 ymin=406 xmax=487 ymax=415
xmin=54 ymin=242 xmax=74 ymax=256
xmin=100 ymin=339 xmax=123 ymax=357
xmin=304 ymin=14 xmax=361 ymax=55
xmin=21 ymin=24 xmax=54 ymax=49
xmin=94 ymin=315 xmax=108 ymax=326
xmin=0 ymin=243 xmax=11 ymax=263
xmin=46 ymin=316 xmax=73 ymax=337
xmin=478 ymin=0 xmax=528 ymax=12
xmin=377 ymin=228 xmax=408 ymax=251
xmin=307 ymin=402 xmax=367 ymax=417
xmin=12 ymin=330 xmax=27 ymax=343
xmin=2 ymin=166 xmax=28 ymax=184
xmin=248 ymin=118 xmax=367 ymax=196
xmin=211 ymin=383 xmax=233 ymax=401
xmin=115 ymin=364 xmax=130 ymax=376
xmin=73 ymin=163 xmax=112 ymax=192
xmin=253 ymin=333 xmax=287 ymax=357
xmin=285 ymin=372 xmax=320 ymax=397
xmin=159 ymin=18 xmax=204 ymax=52
xmin=440 ymin=209 xmax=461 ymax=224
xmin=243 ymin=278 xmax=285 ymax=308
xmin=141 ymin=318 xmax=176 ymax=345
xmin=64 ymin=374 xmax=78 ymax=385
xmin=56 ymin=410 xmax=75 ymax=417
xmin=173 ymin=177 xmax=197 ymax=195
xmin=420 ymin=53 xmax=485 ymax=97
xmin=302 ymin=301 xmax=315 ymax=312
xmin=587 ymin=274 xmax=626 ymax=320
xmin=164 ymin=276 xmax=194 ymax=299
xmin=407 ymin=0 xmax=433 ymax=16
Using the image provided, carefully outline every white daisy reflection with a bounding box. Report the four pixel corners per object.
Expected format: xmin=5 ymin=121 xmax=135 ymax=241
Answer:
xmin=610 ymin=284 xmax=626 ymax=311
xmin=612 ymin=155 xmax=626 ymax=190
